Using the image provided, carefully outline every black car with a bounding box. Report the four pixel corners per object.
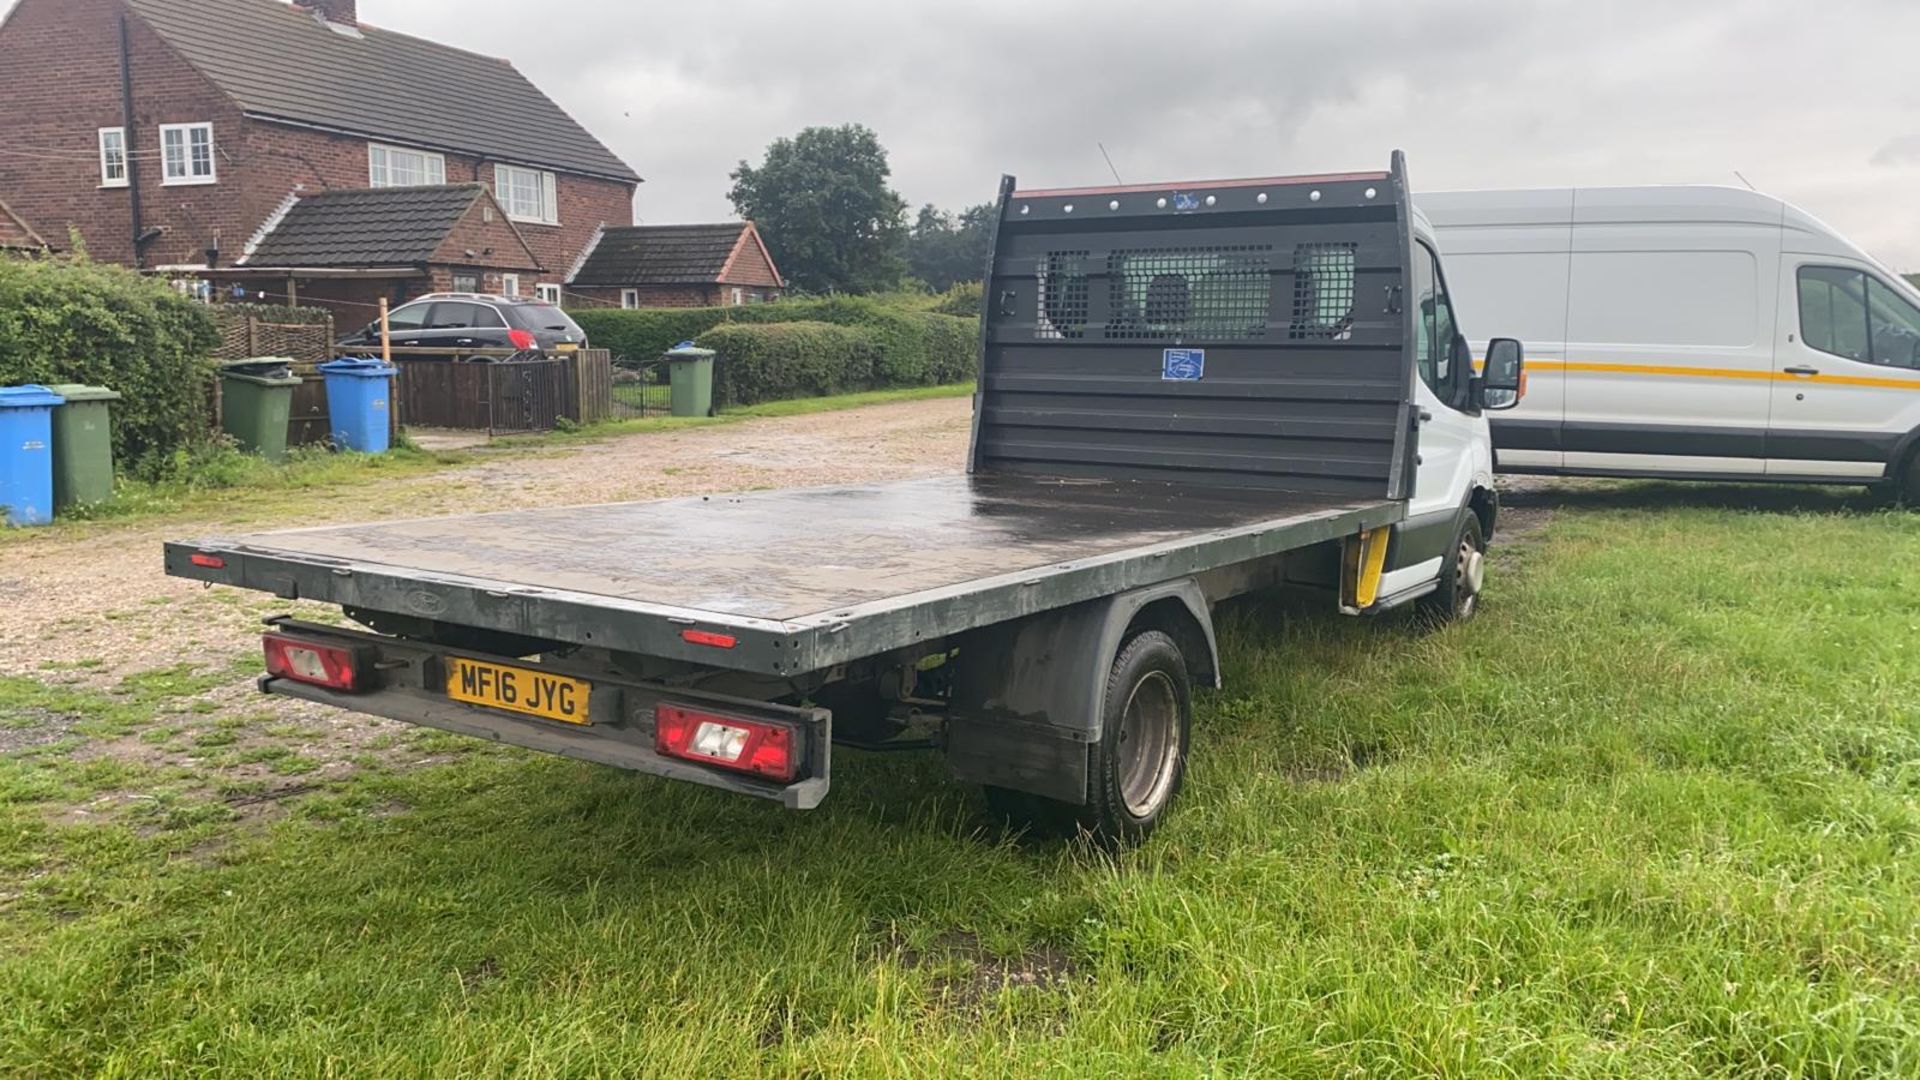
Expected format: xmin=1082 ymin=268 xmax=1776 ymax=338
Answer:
xmin=338 ymin=293 xmax=588 ymax=354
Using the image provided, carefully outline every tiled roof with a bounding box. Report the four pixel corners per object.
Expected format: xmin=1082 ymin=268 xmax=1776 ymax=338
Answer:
xmin=570 ymin=223 xmax=754 ymax=285
xmin=126 ymin=0 xmax=639 ymax=183
xmin=244 ymin=184 xmax=486 ymax=268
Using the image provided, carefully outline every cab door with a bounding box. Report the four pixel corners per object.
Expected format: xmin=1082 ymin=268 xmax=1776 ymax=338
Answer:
xmin=1378 ymin=240 xmax=1486 ymax=597
xmin=1766 ymin=262 xmax=1920 ymax=478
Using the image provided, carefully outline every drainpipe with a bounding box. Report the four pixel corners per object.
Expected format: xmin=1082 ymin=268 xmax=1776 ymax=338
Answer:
xmin=119 ymin=13 xmax=145 ymax=269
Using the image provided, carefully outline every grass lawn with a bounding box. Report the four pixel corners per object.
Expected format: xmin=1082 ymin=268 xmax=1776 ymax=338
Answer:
xmin=2 ymin=484 xmax=1917 ymax=1076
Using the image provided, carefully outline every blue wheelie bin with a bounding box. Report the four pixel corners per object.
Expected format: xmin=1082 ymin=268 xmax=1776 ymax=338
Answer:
xmin=0 ymin=384 xmax=64 ymax=526
xmin=318 ymin=358 xmax=396 ymax=453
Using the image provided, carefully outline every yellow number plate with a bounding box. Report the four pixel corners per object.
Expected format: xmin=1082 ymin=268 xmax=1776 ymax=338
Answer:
xmin=445 ymin=657 xmax=591 ymax=725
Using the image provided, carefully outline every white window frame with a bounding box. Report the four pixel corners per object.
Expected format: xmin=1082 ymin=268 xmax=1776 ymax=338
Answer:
xmin=98 ymin=127 xmax=128 ymax=188
xmin=159 ymin=122 xmax=216 ymax=186
xmin=494 ymin=163 xmax=558 ymax=225
xmin=368 ymin=142 xmax=445 ymax=188
xmin=535 ymin=283 xmax=562 ymax=304
xmin=730 ymin=287 xmax=744 ymax=306
xmin=620 ymin=288 xmax=639 ymax=309
xmin=501 ymin=273 xmax=521 ymax=298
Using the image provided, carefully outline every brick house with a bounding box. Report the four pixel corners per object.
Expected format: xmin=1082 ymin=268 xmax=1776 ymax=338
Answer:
xmin=568 ymin=222 xmax=785 ymax=309
xmin=0 ymin=0 xmax=638 ymax=316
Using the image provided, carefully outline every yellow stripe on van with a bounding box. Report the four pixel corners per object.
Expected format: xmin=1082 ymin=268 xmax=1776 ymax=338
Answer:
xmin=1483 ymin=358 xmax=1920 ymax=392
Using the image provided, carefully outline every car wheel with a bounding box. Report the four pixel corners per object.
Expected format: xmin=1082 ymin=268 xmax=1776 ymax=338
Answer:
xmin=986 ymin=629 xmax=1192 ymax=847
xmin=1419 ymin=513 xmax=1487 ymax=624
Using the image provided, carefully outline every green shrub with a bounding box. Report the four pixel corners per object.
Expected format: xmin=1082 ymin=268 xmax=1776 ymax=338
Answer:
xmin=573 ymin=296 xmax=975 ymax=391
xmin=0 ymin=256 xmax=219 ymax=477
xmin=692 ymin=321 xmax=879 ymax=407
xmin=930 ymin=281 xmax=982 ymax=317
xmin=920 ymin=310 xmax=978 ymax=383
xmin=572 ymin=307 xmax=737 ymax=366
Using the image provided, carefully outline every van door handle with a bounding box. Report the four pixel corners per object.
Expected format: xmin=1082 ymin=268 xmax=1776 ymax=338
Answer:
xmin=1784 ymin=365 xmax=1819 ymax=377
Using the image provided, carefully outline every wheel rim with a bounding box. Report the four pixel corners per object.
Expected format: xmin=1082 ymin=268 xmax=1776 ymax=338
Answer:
xmin=1116 ymin=669 xmax=1181 ymax=819
xmin=1456 ymin=537 xmax=1485 ymax=616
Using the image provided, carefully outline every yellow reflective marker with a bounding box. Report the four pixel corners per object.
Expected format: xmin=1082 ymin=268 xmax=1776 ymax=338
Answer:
xmin=1341 ymin=526 xmax=1392 ymax=610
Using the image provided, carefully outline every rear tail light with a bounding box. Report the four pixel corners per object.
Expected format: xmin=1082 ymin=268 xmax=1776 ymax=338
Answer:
xmin=263 ymin=633 xmax=365 ymax=692
xmin=189 ymin=552 xmax=225 ymax=569
xmin=507 ymin=328 xmax=537 ymax=350
xmin=655 ymin=704 xmax=797 ymax=782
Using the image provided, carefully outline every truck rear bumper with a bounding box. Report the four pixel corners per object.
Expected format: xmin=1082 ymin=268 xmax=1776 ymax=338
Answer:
xmin=258 ymin=620 xmax=832 ymax=809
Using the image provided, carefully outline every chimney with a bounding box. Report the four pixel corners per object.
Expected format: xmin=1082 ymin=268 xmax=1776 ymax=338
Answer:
xmin=293 ymin=0 xmax=357 ymax=27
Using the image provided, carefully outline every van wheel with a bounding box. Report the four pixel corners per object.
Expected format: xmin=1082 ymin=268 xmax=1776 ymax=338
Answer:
xmin=985 ymin=630 xmax=1191 ymax=847
xmin=1420 ymin=514 xmax=1486 ymax=623
xmin=1901 ymin=453 xmax=1920 ymax=507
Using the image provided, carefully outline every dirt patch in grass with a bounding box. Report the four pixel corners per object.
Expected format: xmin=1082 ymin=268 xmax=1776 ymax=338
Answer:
xmin=0 ymin=708 xmax=80 ymax=754
xmin=885 ymin=928 xmax=1080 ymax=1010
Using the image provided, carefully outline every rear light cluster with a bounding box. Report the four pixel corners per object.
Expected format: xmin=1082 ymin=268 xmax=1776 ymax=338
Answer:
xmin=263 ymin=633 xmax=365 ymax=692
xmin=507 ymin=328 xmax=537 ymax=350
xmin=654 ymin=704 xmax=797 ymax=782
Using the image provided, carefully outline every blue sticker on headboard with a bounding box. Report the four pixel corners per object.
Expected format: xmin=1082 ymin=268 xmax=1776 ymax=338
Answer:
xmin=1172 ymin=192 xmax=1201 ymax=212
xmin=1162 ymin=348 xmax=1204 ymax=381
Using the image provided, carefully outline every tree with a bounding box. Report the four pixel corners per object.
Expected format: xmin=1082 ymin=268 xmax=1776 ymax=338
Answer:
xmin=728 ymin=125 xmax=908 ymax=295
xmin=905 ymin=202 xmax=995 ymax=292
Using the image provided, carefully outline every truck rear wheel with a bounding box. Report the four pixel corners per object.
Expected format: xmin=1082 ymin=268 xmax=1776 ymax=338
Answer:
xmin=986 ymin=629 xmax=1191 ymax=846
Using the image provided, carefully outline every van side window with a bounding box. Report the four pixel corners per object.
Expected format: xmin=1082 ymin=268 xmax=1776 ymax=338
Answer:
xmin=1866 ymin=277 xmax=1920 ymax=370
xmin=1799 ymin=266 xmax=1920 ymax=369
xmin=1413 ymin=243 xmax=1460 ymax=399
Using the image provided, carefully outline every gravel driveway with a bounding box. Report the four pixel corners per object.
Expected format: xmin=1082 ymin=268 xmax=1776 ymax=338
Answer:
xmin=0 ymin=395 xmax=974 ymax=681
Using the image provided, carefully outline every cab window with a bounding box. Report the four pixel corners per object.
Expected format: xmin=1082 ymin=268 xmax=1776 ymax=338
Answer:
xmin=1413 ymin=242 xmax=1461 ymax=400
xmin=1799 ymin=266 xmax=1920 ymax=369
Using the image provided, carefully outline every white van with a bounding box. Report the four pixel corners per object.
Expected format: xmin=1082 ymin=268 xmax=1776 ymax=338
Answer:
xmin=1417 ymin=186 xmax=1920 ymax=496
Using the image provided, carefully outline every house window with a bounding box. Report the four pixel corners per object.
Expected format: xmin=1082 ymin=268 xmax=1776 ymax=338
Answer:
xmin=98 ymin=128 xmax=128 ymax=187
xmin=535 ymin=283 xmax=562 ymax=304
xmin=730 ymin=287 xmax=744 ymax=306
xmin=160 ymin=122 xmax=216 ymax=185
xmin=494 ymin=164 xmax=557 ymax=224
xmin=501 ymin=273 xmax=520 ymax=298
xmin=452 ymin=272 xmax=478 ymax=293
xmin=620 ymin=289 xmax=639 ymax=309
xmin=369 ymin=143 xmax=445 ymax=188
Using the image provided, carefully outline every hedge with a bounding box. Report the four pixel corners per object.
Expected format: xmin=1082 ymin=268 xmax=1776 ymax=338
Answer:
xmin=571 ymin=296 xmax=976 ymax=387
xmin=0 ymin=257 xmax=219 ymax=477
xmin=692 ymin=322 xmax=879 ymax=407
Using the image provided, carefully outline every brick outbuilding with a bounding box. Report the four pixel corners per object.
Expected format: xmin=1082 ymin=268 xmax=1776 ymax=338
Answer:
xmin=568 ymin=222 xmax=785 ymax=309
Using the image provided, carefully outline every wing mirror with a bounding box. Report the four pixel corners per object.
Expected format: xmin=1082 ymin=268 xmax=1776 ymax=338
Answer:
xmin=1476 ymin=337 xmax=1525 ymax=411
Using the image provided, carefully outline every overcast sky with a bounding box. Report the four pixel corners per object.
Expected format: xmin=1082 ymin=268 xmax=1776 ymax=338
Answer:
xmin=14 ymin=0 xmax=1919 ymax=267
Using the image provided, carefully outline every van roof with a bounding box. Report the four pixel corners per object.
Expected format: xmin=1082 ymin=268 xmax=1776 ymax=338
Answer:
xmin=1415 ymin=184 xmax=1887 ymax=276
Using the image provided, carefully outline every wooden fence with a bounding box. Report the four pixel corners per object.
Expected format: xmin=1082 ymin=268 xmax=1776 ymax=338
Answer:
xmin=390 ymin=349 xmax=618 ymax=435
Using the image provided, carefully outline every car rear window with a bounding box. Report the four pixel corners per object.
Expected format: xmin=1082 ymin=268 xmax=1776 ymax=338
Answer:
xmin=509 ymin=303 xmax=583 ymax=335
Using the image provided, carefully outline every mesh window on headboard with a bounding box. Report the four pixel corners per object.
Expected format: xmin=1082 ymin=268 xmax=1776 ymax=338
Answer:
xmin=1289 ymin=243 xmax=1357 ymax=341
xmin=1037 ymin=251 xmax=1091 ymax=340
xmin=1104 ymin=246 xmax=1272 ymax=341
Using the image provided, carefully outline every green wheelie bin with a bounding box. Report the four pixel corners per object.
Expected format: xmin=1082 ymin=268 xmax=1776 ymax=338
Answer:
xmin=218 ymin=358 xmax=302 ymax=462
xmin=664 ymin=345 xmax=716 ymax=417
xmin=46 ymin=383 xmax=120 ymax=510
